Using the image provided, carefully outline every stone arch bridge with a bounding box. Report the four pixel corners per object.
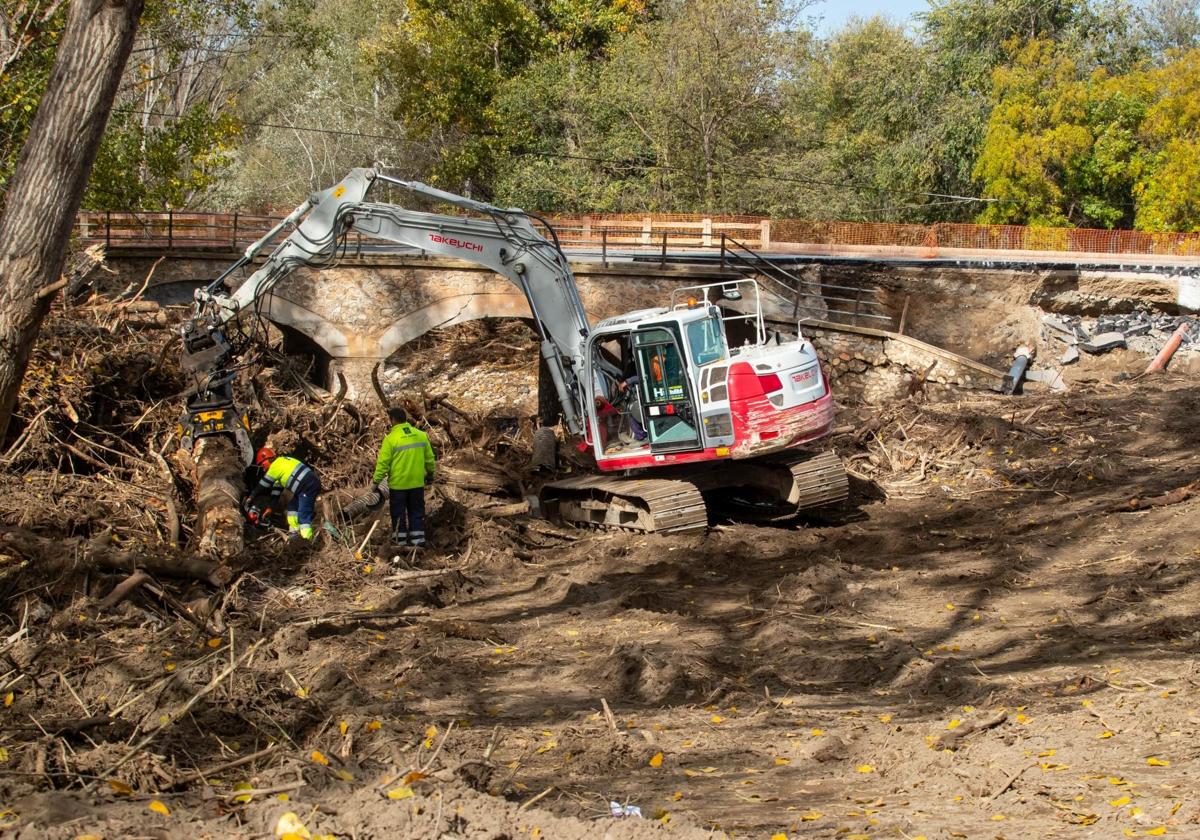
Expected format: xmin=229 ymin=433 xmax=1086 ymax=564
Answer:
xmin=118 ymin=253 xmax=762 ymax=399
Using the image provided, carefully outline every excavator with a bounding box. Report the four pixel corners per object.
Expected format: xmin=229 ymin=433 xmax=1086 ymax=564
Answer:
xmin=178 ymin=168 xmax=848 ymax=534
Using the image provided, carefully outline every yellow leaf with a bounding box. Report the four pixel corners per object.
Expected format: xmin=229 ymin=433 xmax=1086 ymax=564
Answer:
xmin=649 ymin=751 xmax=663 ymax=767
xmin=531 ymin=829 xmax=541 ymax=839
xmin=1015 ymin=713 xmax=1031 ymax=724
xmin=1100 ymin=730 xmax=1115 ymax=738
xmin=856 ymin=764 xmax=875 ymax=774
xmin=310 ymin=750 xmax=330 ymax=766
xmin=1131 ymin=807 xmax=1144 ymax=817
xmin=1110 ymin=796 xmax=1132 ymax=807
xmin=771 ymin=834 xmax=788 ymax=840
xmin=386 ymin=786 xmax=414 ymax=800
xmin=362 ymin=564 xmax=373 ymax=574
xmin=335 ymin=769 xmax=354 ymax=781
xmin=366 ymin=720 xmax=382 ymax=732
xmin=338 ymin=721 xmax=348 ymax=735
xmin=800 ymin=811 xmax=823 ymax=821
xmin=1145 ymin=829 xmax=1166 ymax=836
xmin=0 ymin=747 xmax=7 ymax=763
xmin=991 ymin=814 xmax=1006 ymax=820
xmin=106 ymin=779 xmax=134 ymax=795
xmin=1037 ymin=749 xmax=1056 ymax=757
xmin=164 ymin=662 xmax=176 ymax=672
xmin=945 ymin=603 xmax=955 ymax=610
xmin=774 ymin=756 xmax=790 ymax=765
xmin=147 ymin=799 xmax=170 ymax=816
xmin=1147 ymin=757 xmax=1170 ymax=766
xmin=207 ymin=638 xmax=222 ymax=648
xmin=275 ymin=812 xmax=311 ymax=838
xmin=425 ymin=724 xmax=438 ymax=740
xmin=946 ymin=719 xmax=961 ymax=730
xmin=672 ymin=791 xmax=683 ymax=800
xmin=3 ymin=692 xmax=12 ymax=707
xmin=710 ymin=714 xmax=725 ymax=723
xmin=878 ymin=714 xmax=892 ymax=723
xmin=701 ymin=766 xmax=717 ymax=773
xmin=810 ymin=728 xmax=824 ymax=736
xmin=535 ymin=740 xmax=557 ymax=754
xmin=232 ymin=781 xmax=253 ymax=804
xmin=402 ymin=770 xmax=427 ymax=785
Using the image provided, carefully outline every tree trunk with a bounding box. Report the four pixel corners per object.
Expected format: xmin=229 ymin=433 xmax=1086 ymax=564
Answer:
xmin=0 ymin=0 xmax=143 ymax=444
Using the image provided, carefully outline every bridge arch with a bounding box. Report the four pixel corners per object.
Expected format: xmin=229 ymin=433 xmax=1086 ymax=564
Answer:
xmin=375 ymin=292 xmax=533 ymax=357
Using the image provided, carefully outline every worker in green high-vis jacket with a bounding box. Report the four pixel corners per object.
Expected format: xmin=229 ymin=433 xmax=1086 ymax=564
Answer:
xmin=372 ymin=406 xmax=437 ymax=547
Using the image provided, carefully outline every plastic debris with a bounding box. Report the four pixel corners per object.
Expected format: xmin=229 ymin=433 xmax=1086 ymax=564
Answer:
xmin=609 ymin=801 xmax=643 ymax=818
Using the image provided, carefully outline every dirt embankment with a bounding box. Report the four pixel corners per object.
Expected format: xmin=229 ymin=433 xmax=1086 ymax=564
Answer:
xmin=0 ymin=300 xmax=1198 ymax=839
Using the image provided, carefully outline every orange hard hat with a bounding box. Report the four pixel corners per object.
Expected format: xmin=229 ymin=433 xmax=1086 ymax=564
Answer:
xmin=254 ymin=447 xmax=275 ymax=468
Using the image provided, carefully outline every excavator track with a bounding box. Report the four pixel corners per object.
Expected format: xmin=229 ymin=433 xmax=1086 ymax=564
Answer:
xmin=540 ymin=475 xmax=708 ymax=534
xmin=779 ymin=450 xmax=849 ymax=512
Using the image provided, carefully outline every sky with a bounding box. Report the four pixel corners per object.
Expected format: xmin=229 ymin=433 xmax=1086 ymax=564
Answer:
xmin=811 ymin=0 xmax=932 ymax=34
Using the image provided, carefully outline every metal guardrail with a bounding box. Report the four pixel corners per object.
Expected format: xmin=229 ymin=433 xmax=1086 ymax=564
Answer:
xmin=718 ymin=234 xmax=893 ymax=329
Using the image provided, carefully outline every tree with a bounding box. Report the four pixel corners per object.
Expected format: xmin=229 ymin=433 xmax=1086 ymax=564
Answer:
xmin=1131 ymin=48 xmax=1200 ymax=230
xmin=598 ymin=0 xmax=797 ymax=213
xmin=781 ymin=16 xmax=948 ymax=221
xmin=0 ymin=0 xmax=143 ymax=443
xmin=372 ymin=0 xmax=547 ymax=193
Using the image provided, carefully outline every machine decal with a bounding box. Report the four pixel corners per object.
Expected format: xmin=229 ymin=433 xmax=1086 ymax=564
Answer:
xmin=430 ymin=233 xmax=484 ymax=252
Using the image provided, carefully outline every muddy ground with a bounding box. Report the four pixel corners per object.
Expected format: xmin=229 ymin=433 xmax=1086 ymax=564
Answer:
xmin=0 ymin=307 xmax=1198 ymax=840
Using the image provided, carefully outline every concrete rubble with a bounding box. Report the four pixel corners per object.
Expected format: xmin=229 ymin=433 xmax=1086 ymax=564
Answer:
xmin=1040 ymin=311 xmax=1199 ymax=365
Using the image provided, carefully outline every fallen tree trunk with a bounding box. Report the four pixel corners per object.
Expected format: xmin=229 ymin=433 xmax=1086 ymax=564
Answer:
xmin=188 ymin=436 xmax=244 ymax=557
xmin=0 ymin=527 xmax=221 ymax=584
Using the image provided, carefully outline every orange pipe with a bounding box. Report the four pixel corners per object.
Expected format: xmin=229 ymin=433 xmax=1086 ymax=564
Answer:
xmin=1146 ymin=323 xmax=1191 ymax=372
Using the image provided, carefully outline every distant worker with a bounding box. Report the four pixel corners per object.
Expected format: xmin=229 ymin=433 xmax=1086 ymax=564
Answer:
xmin=246 ymin=447 xmax=322 ymax=542
xmin=373 ymin=407 xmax=437 ymax=548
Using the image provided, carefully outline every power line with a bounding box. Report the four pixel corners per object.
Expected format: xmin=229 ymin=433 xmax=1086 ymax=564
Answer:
xmin=125 ymin=108 xmax=1000 ymax=205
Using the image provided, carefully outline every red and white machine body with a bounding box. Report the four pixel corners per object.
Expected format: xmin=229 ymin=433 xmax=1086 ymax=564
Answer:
xmin=582 ymin=280 xmax=834 ymax=472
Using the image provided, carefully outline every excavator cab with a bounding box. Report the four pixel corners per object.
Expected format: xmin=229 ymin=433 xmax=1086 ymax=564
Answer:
xmin=631 ymin=327 xmax=700 ymax=451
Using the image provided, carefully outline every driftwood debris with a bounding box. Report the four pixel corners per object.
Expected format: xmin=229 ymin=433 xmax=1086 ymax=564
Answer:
xmin=1119 ymin=480 xmax=1197 ymax=512
xmin=185 ymin=436 xmax=245 ymax=557
xmin=933 ymin=709 xmax=1008 ymax=751
xmin=0 ymin=527 xmax=220 ymax=584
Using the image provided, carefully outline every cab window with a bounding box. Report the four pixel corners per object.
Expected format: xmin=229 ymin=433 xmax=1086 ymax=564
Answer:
xmin=685 ymin=316 xmax=726 ymax=366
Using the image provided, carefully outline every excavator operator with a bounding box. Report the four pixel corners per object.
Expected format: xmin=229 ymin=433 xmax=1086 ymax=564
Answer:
xmin=245 ymin=448 xmax=323 ymax=542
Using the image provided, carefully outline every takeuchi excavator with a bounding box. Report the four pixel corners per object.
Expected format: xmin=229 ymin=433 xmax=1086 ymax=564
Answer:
xmin=179 ymin=168 xmax=848 ymax=533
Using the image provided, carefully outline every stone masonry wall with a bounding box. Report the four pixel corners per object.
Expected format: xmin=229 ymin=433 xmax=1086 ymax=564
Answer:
xmin=804 ymin=324 xmax=1005 ymax=405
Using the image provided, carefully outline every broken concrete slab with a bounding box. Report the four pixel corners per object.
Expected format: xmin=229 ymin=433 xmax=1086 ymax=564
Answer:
xmin=1060 ymin=346 xmax=1079 ymax=365
xmin=1025 ymin=368 xmax=1067 ymax=392
xmin=1041 ymin=314 xmax=1077 ymax=338
xmin=1081 ymin=332 xmax=1126 ymax=354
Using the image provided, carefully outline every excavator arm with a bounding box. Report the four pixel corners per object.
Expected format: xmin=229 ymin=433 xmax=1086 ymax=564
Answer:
xmin=179 ymin=168 xmax=592 ymax=461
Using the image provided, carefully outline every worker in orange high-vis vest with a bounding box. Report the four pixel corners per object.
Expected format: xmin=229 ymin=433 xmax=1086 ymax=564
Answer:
xmin=373 ymin=406 xmax=436 ymax=548
xmin=245 ymin=448 xmax=322 ymax=541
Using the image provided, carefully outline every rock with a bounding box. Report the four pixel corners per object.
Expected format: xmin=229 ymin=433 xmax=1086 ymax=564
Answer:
xmin=1060 ymin=346 xmax=1079 ymax=365
xmin=1081 ymin=332 xmax=1126 ymax=354
xmin=811 ymin=736 xmax=849 ymax=763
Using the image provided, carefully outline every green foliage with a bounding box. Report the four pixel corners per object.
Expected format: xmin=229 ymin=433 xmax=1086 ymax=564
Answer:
xmin=975 ymin=39 xmax=1200 ymax=231
xmin=1132 ymin=49 xmax=1200 ymax=230
xmin=85 ymin=105 xmax=240 ymax=209
xmin=0 ymin=3 xmax=68 ymax=198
